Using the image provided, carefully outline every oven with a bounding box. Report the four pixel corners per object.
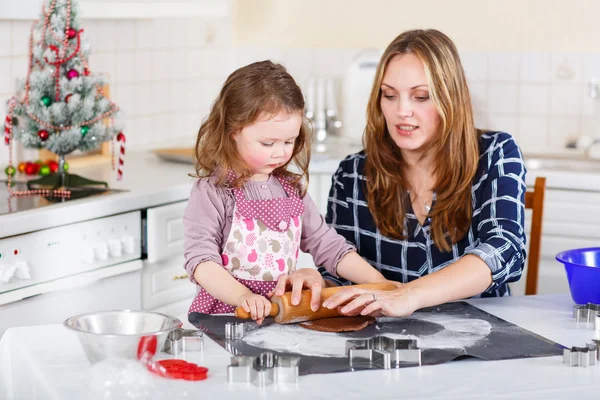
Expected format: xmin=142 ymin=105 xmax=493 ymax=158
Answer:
xmin=0 ymin=211 xmax=143 ymax=337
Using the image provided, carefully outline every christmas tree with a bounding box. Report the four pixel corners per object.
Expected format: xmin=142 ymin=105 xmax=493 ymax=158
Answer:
xmin=4 ymin=0 xmax=125 ymax=192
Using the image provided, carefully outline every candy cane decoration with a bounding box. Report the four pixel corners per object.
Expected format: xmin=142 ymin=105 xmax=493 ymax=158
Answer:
xmin=116 ymin=131 xmax=126 ymax=180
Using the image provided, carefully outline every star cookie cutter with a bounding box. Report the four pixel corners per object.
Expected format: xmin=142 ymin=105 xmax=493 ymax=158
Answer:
xmin=225 ymin=321 xmax=245 ymax=339
xmin=226 ymin=352 xmax=300 ymax=386
xmin=162 ymin=328 xmax=204 ymax=355
xmin=346 ymin=336 xmax=422 ymax=368
xmin=563 ymin=342 xmax=598 ymax=367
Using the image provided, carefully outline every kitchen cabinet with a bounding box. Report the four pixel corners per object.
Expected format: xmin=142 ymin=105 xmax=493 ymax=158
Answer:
xmin=1 ymin=0 xmax=231 ymax=20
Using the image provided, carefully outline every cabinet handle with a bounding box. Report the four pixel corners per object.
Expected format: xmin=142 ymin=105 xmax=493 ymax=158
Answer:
xmin=172 ymin=273 xmax=188 ymax=281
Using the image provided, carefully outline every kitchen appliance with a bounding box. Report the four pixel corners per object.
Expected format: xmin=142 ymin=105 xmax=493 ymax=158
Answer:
xmin=304 ymin=76 xmax=342 ymax=154
xmin=0 ymin=191 xmax=143 ymax=337
xmin=341 ymin=49 xmax=382 ymax=146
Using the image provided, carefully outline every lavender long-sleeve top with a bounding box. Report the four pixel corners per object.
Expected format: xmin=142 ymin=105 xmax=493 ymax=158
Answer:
xmin=183 ymin=174 xmax=355 ymax=284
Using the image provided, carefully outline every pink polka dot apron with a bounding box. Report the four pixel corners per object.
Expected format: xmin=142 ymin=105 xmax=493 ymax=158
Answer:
xmin=188 ymin=174 xmax=305 ymax=315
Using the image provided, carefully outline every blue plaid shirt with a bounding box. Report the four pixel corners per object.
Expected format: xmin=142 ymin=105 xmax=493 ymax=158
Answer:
xmin=320 ymin=131 xmax=527 ymax=297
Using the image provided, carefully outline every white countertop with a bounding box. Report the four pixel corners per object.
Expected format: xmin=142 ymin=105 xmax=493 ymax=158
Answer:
xmin=1 ymin=293 xmax=598 ymax=400
xmin=2 ymin=148 xmax=600 ymax=238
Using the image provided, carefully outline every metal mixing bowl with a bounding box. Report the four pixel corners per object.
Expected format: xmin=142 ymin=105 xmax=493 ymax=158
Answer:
xmin=64 ymin=310 xmax=182 ymax=364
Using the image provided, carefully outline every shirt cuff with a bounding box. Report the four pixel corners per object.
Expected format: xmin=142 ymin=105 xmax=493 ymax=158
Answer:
xmin=464 ymin=243 xmax=503 ymax=291
xmin=326 ymin=244 xmax=355 ymax=277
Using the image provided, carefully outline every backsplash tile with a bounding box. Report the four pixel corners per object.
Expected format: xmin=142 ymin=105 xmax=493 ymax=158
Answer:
xmin=0 ymin=13 xmax=599 ymax=169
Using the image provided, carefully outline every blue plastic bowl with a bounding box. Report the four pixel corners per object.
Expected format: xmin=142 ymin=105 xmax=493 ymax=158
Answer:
xmin=556 ymin=247 xmax=600 ymax=305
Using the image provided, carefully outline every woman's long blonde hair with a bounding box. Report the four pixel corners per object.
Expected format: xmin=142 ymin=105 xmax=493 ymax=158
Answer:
xmin=364 ymin=29 xmax=481 ymax=252
xmin=193 ymin=60 xmax=311 ymax=194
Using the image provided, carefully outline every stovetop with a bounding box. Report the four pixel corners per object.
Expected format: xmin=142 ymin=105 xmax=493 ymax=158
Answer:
xmin=0 ymin=181 xmax=126 ymax=216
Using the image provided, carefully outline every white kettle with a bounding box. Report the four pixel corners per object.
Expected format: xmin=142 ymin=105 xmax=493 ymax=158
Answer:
xmin=341 ymin=49 xmax=382 ymax=146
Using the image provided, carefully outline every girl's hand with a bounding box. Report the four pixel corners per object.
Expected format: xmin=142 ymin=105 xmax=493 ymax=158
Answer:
xmin=236 ymin=293 xmax=272 ymax=324
xmin=271 ymin=268 xmax=325 ymax=312
xmin=322 ymin=285 xmax=420 ymax=318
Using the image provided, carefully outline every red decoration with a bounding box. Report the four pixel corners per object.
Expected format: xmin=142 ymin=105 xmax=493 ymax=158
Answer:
xmin=66 ymin=69 xmax=79 ymax=79
xmin=83 ymin=68 xmax=90 ymax=76
xmin=66 ymin=28 xmax=77 ymax=39
xmin=47 ymin=160 xmax=59 ymax=173
xmin=38 ymin=129 xmax=49 ymax=141
xmin=116 ymin=132 xmax=126 ymax=181
xmin=24 ymin=162 xmax=36 ymax=175
xmin=65 ymin=94 xmax=72 ymax=103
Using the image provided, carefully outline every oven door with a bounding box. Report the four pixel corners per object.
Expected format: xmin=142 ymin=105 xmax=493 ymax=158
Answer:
xmin=0 ymin=260 xmax=142 ymax=338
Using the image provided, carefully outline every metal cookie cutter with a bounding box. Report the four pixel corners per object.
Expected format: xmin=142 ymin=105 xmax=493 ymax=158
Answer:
xmin=573 ymin=303 xmax=600 ymax=324
xmin=227 ymin=352 xmax=300 ymax=386
xmin=346 ymin=336 xmax=422 ymax=369
xmin=163 ymin=328 xmax=204 ymax=355
xmin=225 ymin=322 xmax=245 ymax=339
xmin=563 ymin=342 xmax=598 ymax=367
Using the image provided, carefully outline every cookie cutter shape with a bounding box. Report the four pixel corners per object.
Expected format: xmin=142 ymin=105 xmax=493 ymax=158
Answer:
xmin=227 ymin=352 xmax=300 ymax=386
xmin=163 ymin=329 xmax=204 ymax=355
xmin=346 ymin=336 xmax=422 ymax=368
xmin=573 ymin=303 xmax=600 ymax=324
xmin=225 ymin=322 xmax=245 ymax=339
xmin=563 ymin=343 xmax=598 ymax=367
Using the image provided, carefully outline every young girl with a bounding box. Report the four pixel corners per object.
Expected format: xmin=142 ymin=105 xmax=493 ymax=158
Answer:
xmin=183 ymin=61 xmax=388 ymax=323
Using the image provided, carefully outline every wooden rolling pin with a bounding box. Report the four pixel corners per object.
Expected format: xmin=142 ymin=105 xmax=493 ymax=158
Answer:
xmin=234 ymin=282 xmax=397 ymax=324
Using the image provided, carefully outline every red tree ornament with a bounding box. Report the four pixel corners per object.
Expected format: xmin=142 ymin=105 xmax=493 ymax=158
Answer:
xmin=66 ymin=28 xmax=77 ymax=39
xmin=38 ymin=129 xmax=49 ymax=141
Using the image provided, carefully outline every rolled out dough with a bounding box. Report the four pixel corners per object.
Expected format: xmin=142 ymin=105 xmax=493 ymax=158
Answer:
xmin=299 ymin=316 xmax=376 ymax=332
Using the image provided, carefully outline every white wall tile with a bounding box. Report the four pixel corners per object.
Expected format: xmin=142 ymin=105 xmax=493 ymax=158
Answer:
xmin=111 ymin=84 xmax=134 ymax=118
xmin=487 ymin=114 xmax=517 ymax=138
xmin=488 ymin=83 xmax=519 ymax=114
xmin=550 ymin=84 xmax=581 ymax=116
xmin=488 ymin=53 xmax=520 ymax=82
xmin=115 ymin=52 xmax=134 ymax=84
xmin=154 ymin=51 xmax=173 ymax=81
xmin=520 ymin=53 xmax=551 ymax=83
xmin=171 ymin=51 xmax=188 ymax=79
xmin=10 ymin=21 xmax=31 ymax=57
xmin=582 ymin=54 xmax=600 ymax=84
xmin=582 ymin=83 xmax=598 ymax=117
xmin=551 ymin=53 xmax=582 ymax=83
xmin=114 ymin=20 xmax=136 ymax=51
xmin=88 ymin=52 xmax=115 ymax=81
xmin=135 ymin=20 xmax=157 ymax=50
xmin=548 ymin=116 xmax=580 ymax=149
xmin=518 ymin=116 xmax=548 ymax=150
xmin=84 ymin=20 xmax=116 ymax=53
xmin=519 ymin=84 xmax=548 ymax=115
xmin=0 ymin=23 xmax=11 ymax=57
xmin=154 ymin=82 xmax=172 ymax=113
xmin=188 ymin=49 xmax=204 ymax=78
xmin=580 ymin=116 xmax=600 ymax=138
xmin=0 ymin=58 xmax=11 ymax=94
xmin=10 ymin=57 xmax=28 ymax=91
xmin=152 ymin=20 xmax=172 ymax=49
xmin=133 ymin=51 xmax=154 ymax=82
xmin=170 ymin=81 xmax=190 ymax=112
xmin=282 ymin=48 xmax=316 ymax=82
xmin=468 ymin=82 xmax=488 ymax=115
xmin=460 ymin=53 xmax=488 ymax=82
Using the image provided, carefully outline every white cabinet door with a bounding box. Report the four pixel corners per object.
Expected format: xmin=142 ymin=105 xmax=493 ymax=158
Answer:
xmin=146 ymin=201 xmax=186 ymax=264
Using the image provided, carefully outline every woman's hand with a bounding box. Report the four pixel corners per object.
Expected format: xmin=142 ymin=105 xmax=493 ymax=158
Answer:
xmin=272 ymin=268 xmax=326 ymax=312
xmin=322 ymin=285 xmax=420 ymax=318
xmin=236 ymin=292 xmax=272 ymax=325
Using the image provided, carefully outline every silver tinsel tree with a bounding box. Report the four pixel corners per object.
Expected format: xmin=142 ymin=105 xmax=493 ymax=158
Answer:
xmin=5 ymin=0 xmax=124 ymax=157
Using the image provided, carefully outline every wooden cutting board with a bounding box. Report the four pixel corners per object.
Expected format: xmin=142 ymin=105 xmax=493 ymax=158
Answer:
xmin=153 ymin=147 xmax=195 ymax=164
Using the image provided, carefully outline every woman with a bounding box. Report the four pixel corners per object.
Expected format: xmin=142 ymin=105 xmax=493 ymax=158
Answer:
xmin=274 ymin=29 xmax=527 ymax=317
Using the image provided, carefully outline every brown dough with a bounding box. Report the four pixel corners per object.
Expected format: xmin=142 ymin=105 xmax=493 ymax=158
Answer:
xmin=299 ymin=316 xmax=376 ymax=332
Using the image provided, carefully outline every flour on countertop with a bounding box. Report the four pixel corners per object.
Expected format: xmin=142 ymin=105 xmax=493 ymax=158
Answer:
xmin=242 ymin=312 xmax=492 ymax=358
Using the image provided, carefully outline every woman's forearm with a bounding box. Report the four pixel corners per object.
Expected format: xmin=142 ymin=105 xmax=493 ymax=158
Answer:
xmin=405 ymin=254 xmax=493 ymax=310
xmin=192 ymin=261 xmax=252 ymax=306
xmin=336 ymin=251 xmax=388 ymax=284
